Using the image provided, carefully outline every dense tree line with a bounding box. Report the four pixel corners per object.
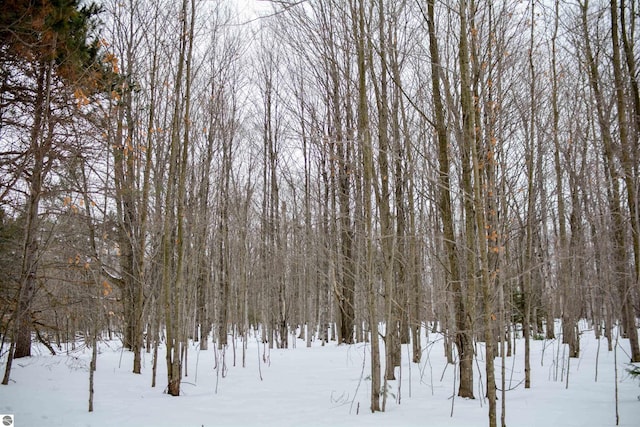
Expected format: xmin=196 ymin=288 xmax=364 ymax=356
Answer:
xmin=1 ymin=1 xmax=639 ymax=425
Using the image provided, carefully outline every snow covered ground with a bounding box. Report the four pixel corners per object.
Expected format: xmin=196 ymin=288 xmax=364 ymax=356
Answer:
xmin=1 ymin=325 xmax=639 ymax=427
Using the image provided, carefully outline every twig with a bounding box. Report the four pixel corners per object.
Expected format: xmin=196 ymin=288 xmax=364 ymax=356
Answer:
xmin=614 ymin=321 xmax=620 ymax=426
xmin=255 ymin=335 xmax=263 ymax=381
xmin=450 ymin=359 xmax=456 ymax=418
xmin=349 ymin=342 xmax=367 ymax=415
xmin=496 ymin=378 xmax=525 ymax=391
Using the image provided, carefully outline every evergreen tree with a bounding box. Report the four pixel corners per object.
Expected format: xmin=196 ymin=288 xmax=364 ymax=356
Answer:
xmin=1 ymin=0 xmax=108 ymax=385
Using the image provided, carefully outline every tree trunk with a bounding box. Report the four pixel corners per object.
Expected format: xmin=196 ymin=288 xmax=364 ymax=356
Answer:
xmin=457 ymin=0 xmax=477 ymax=400
xmin=351 ymin=0 xmax=381 ymax=411
xmin=371 ymin=0 xmax=399 ymax=386
xmin=162 ymin=0 xmax=195 ymax=396
xmin=610 ymin=0 xmax=640 ymax=362
xmin=549 ymin=0 xmax=563 ymax=343
xmin=582 ymin=0 xmax=639 ymax=362
xmin=12 ymin=60 xmax=51 ymax=361
xmin=427 ymin=0 xmax=474 ymax=398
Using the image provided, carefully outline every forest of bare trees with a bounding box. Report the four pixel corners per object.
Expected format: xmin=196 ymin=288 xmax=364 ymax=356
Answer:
xmin=1 ymin=1 xmax=639 ymax=426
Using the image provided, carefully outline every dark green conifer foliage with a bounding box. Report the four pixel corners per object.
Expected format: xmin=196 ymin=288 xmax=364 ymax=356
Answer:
xmin=1 ymin=0 xmax=109 ymax=383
